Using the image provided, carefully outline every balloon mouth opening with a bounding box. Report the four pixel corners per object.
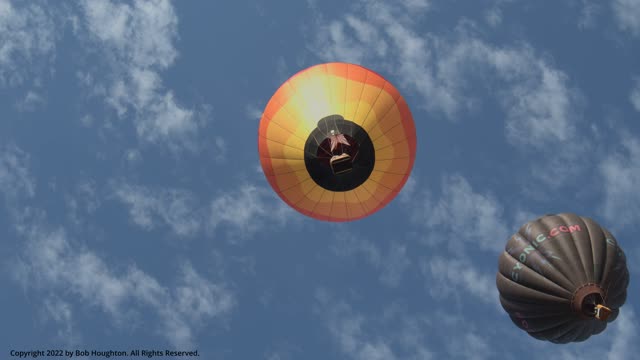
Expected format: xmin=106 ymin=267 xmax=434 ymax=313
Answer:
xmin=304 ymin=115 xmax=375 ymax=192
xmin=572 ymin=284 xmax=611 ymax=321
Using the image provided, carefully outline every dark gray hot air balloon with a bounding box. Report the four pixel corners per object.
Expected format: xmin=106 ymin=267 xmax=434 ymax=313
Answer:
xmin=496 ymin=213 xmax=629 ymax=343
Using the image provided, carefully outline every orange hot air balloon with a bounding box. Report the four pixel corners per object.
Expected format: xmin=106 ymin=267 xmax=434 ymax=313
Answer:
xmin=258 ymin=62 xmax=417 ymax=222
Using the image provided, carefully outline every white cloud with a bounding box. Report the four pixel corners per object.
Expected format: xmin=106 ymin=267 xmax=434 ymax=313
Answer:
xmin=599 ymin=135 xmax=640 ymax=226
xmin=79 ymin=0 xmax=202 ymax=148
xmin=446 ymin=333 xmax=493 ymax=360
xmin=331 ymin=235 xmax=381 ymax=264
xmin=125 ymin=148 xmax=142 ymax=163
xmin=112 ymin=182 xmax=295 ymax=241
xmin=81 ymin=0 xmax=176 ymax=68
xmin=422 ymin=256 xmax=499 ymax=308
xmin=330 ymin=235 xmax=411 ymax=287
xmin=630 ymin=77 xmax=640 ymax=112
xmin=213 ymin=136 xmax=227 ymax=162
xmin=578 ymin=0 xmax=601 ymax=29
xmin=613 ymin=0 xmax=640 ymax=36
xmin=379 ymin=244 xmax=412 ymax=287
xmin=411 ymin=174 xmax=509 ymax=252
xmin=423 ymin=34 xmax=581 ymax=149
xmin=42 ymin=297 xmax=79 ymax=345
xmin=606 ymin=308 xmax=639 ymax=360
xmin=0 ymin=144 xmax=36 ymax=200
xmin=13 ymin=223 xmax=234 ymax=348
xmin=113 ymin=183 xmax=201 ymax=237
xmin=16 ymin=90 xmax=45 ymax=111
xmin=245 ymin=103 xmax=264 ymax=121
xmin=398 ymin=173 xmax=417 ymax=204
xmin=499 ymin=57 xmax=578 ymax=147
xmin=485 ymin=7 xmax=503 ymax=27
xmin=316 ymin=289 xmax=503 ymax=359
xmin=65 ymin=180 xmax=100 ymax=227
xmin=314 ymin=290 xmax=401 ymax=360
xmin=484 ymin=0 xmax=516 ymax=28
xmin=0 ymin=0 xmax=56 ymax=87
xmin=208 ymin=184 xmax=297 ymax=241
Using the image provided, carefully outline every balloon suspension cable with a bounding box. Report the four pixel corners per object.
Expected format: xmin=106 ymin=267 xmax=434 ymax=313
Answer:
xmin=312 ymin=131 xmax=333 ymax=157
xmin=323 ymin=118 xmax=331 ymax=137
xmin=332 ymin=116 xmax=340 ymax=136
xmin=352 ymin=148 xmax=360 ymax=161
xmin=327 ymin=118 xmax=344 ymax=154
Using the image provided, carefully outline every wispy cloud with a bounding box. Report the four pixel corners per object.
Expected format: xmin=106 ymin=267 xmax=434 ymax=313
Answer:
xmin=245 ymin=103 xmax=264 ymax=121
xmin=112 ymin=182 xmax=202 ymax=237
xmin=408 ymin=174 xmax=507 ymax=309
xmin=42 ymin=297 xmax=79 ymax=346
xmin=606 ymin=307 xmax=639 ymax=360
xmin=630 ymin=77 xmax=640 ymax=112
xmin=112 ymin=181 xmax=296 ymax=241
xmin=208 ymin=184 xmax=297 ymax=241
xmin=422 ymin=256 xmax=499 ymax=308
xmin=13 ymin=222 xmax=235 ymax=348
xmin=599 ymin=135 xmax=640 ymax=226
xmin=484 ymin=0 xmax=516 ymax=28
xmin=65 ymin=179 xmax=100 ymax=227
xmin=578 ymin=0 xmax=601 ymax=29
xmin=0 ymin=0 xmax=56 ymax=87
xmin=331 ymin=235 xmax=412 ymax=287
xmin=79 ymin=0 xmax=203 ymax=149
xmin=410 ymin=174 xmax=509 ymax=252
xmin=612 ymin=0 xmax=640 ymax=36
xmin=446 ymin=333 xmax=493 ymax=360
xmin=0 ymin=144 xmax=36 ymax=201
xmin=315 ymin=289 xmax=501 ymax=359
xmin=15 ymin=90 xmax=45 ymax=111
xmin=314 ymin=290 xmax=424 ymax=360
xmin=397 ymin=173 xmax=417 ymax=204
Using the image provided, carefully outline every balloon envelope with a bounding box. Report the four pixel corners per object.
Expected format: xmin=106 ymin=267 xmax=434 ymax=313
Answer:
xmin=258 ymin=63 xmax=417 ymax=221
xmin=496 ymin=213 xmax=629 ymax=343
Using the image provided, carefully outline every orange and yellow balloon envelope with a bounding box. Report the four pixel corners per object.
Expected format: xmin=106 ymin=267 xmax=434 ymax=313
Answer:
xmin=258 ymin=62 xmax=417 ymax=221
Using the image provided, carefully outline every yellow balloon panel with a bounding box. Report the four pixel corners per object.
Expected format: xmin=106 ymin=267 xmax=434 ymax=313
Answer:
xmin=368 ymin=171 xmax=407 ymax=189
xmin=291 ymin=71 xmax=334 ymax=126
xmin=267 ymin=107 xmax=309 ymax=142
xmin=295 ymin=185 xmax=325 ymax=212
xmin=266 ymin=158 xmax=306 ymax=175
xmin=270 ymin=169 xmax=308 ymax=191
xmin=374 ymin=158 xmax=412 ymax=174
xmin=265 ymin=124 xmax=306 ymax=151
xmin=310 ymin=189 xmax=335 ymax=219
xmin=280 ymin=178 xmax=316 ymax=204
xmin=376 ymin=141 xmax=411 ymax=160
xmin=262 ymin=138 xmax=305 ymax=160
xmin=343 ymin=80 xmax=366 ymax=120
xmin=330 ymin=192 xmax=349 ymax=220
xmin=343 ymin=191 xmax=368 ymax=219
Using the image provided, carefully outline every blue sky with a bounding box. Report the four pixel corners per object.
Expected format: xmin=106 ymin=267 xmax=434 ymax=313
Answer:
xmin=1 ymin=0 xmax=639 ymax=359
